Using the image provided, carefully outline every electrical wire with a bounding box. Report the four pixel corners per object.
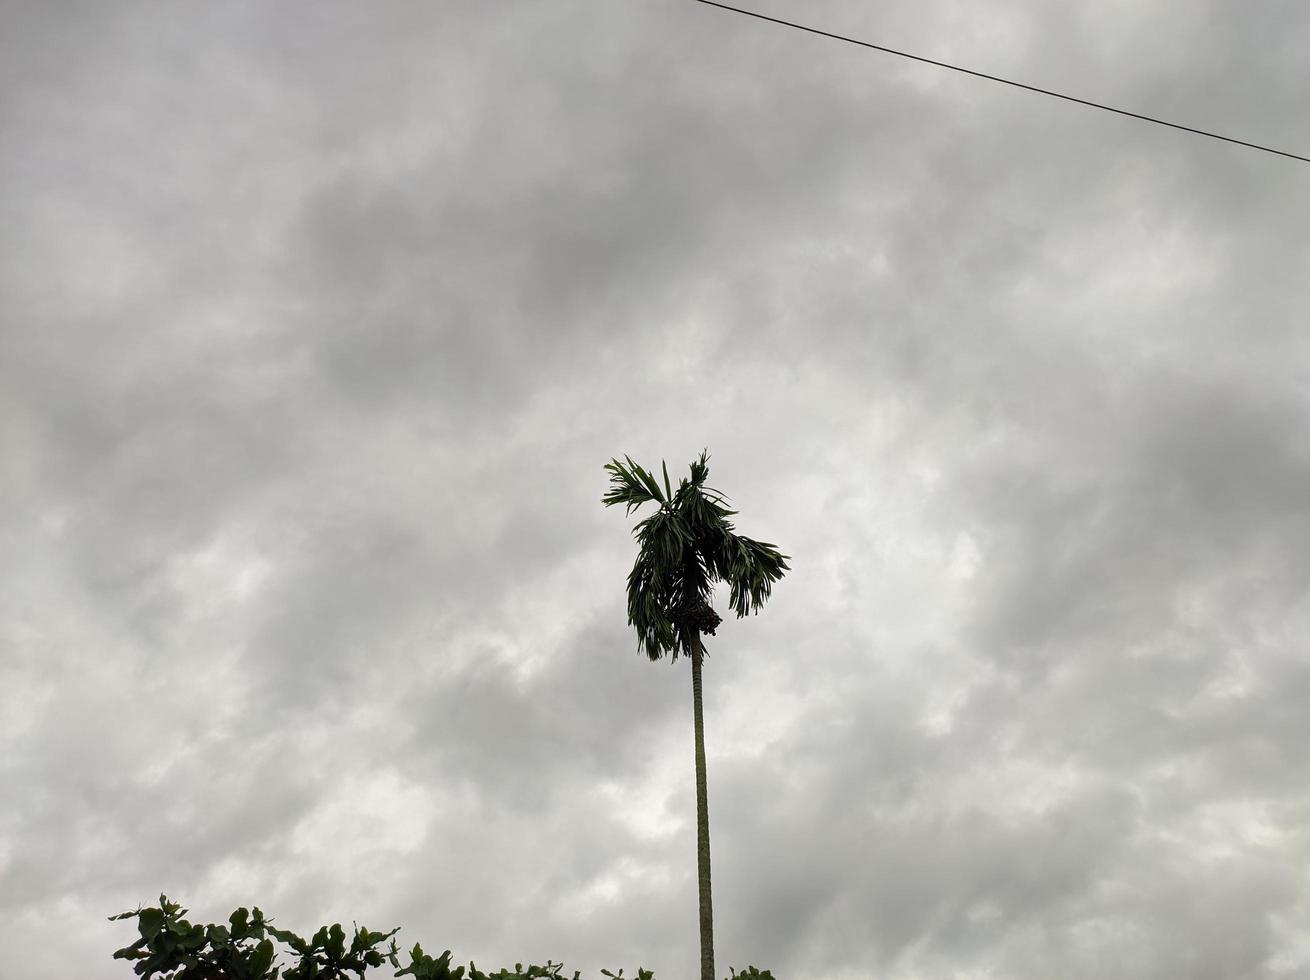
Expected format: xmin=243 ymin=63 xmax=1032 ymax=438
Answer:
xmin=694 ymin=0 xmax=1310 ymax=165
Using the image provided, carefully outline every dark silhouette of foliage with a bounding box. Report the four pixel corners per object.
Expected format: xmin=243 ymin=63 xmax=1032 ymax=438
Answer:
xmin=109 ymin=896 xmax=773 ymax=980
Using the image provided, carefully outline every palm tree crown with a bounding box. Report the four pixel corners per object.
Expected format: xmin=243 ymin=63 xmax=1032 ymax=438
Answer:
xmin=601 ymin=448 xmax=791 ymax=661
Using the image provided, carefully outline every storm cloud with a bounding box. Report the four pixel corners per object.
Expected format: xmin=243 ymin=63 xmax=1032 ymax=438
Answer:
xmin=3 ymin=2 xmax=1309 ymax=978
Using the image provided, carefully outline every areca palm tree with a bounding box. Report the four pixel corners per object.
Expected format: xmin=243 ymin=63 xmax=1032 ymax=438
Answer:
xmin=602 ymin=449 xmax=791 ymax=980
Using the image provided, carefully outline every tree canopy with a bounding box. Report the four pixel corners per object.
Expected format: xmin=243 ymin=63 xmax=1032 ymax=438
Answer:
xmin=602 ymin=449 xmax=791 ymax=662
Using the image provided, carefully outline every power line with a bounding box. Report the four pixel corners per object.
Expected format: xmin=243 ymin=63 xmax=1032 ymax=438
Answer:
xmin=694 ymin=0 xmax=1310 ymax=166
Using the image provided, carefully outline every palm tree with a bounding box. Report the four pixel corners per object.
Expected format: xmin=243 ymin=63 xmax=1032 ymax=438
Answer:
xmin=602 ymin=449 xmax=791 ymax=980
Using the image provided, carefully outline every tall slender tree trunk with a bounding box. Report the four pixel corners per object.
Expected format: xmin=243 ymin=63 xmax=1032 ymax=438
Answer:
xmin=691 ymin=642 xmax=715 ymax=980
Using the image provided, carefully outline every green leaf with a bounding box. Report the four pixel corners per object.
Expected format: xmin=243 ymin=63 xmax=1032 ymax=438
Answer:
xmin=269 ymin=926 xmax=309 ymax=954
xmin=139 ymin=949 xmax=170 ymax=976
xmin=631 ymin=458 xmax=665 ymax=503
xmin=137 ymin=907 xmax=165 ymax=941
xmin=661 ymin=461 xmax=672 ymax=503
xmin=110 ymin=943 xmax=145 ymax=961
xmin=250 ymin=938 xmax=276 ymax=977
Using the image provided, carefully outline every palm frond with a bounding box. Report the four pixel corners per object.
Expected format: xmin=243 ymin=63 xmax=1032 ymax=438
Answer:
xmin=702 ymin=527 xmax=791 ymax=620
xmin=602 ymin=455 xmax=667 ymax=515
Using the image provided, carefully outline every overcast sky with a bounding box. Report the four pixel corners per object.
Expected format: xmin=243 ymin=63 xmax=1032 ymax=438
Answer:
xmin=3 ymin=2 xmax=1310 ymax=978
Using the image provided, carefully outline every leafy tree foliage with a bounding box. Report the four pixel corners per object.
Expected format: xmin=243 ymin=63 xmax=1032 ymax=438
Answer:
xmin=109 ymin=897 xmax=774 ymax=980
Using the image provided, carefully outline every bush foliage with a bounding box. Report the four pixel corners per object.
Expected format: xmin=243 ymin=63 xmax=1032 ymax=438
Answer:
xmin=110 ymin=896 xmax=775 ymax=980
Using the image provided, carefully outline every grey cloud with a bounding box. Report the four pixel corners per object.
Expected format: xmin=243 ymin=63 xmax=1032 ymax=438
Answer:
xmin=5 ymin=2 xmax=1310 ymax=978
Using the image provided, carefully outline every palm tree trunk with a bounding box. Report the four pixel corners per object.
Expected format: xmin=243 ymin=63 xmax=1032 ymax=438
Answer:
xmin=691 ymin=643 xmax=715 ymax=980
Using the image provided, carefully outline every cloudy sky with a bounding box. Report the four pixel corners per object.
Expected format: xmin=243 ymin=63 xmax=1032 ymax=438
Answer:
xmin=3 ymin=2 xmax=1309 ymax=978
